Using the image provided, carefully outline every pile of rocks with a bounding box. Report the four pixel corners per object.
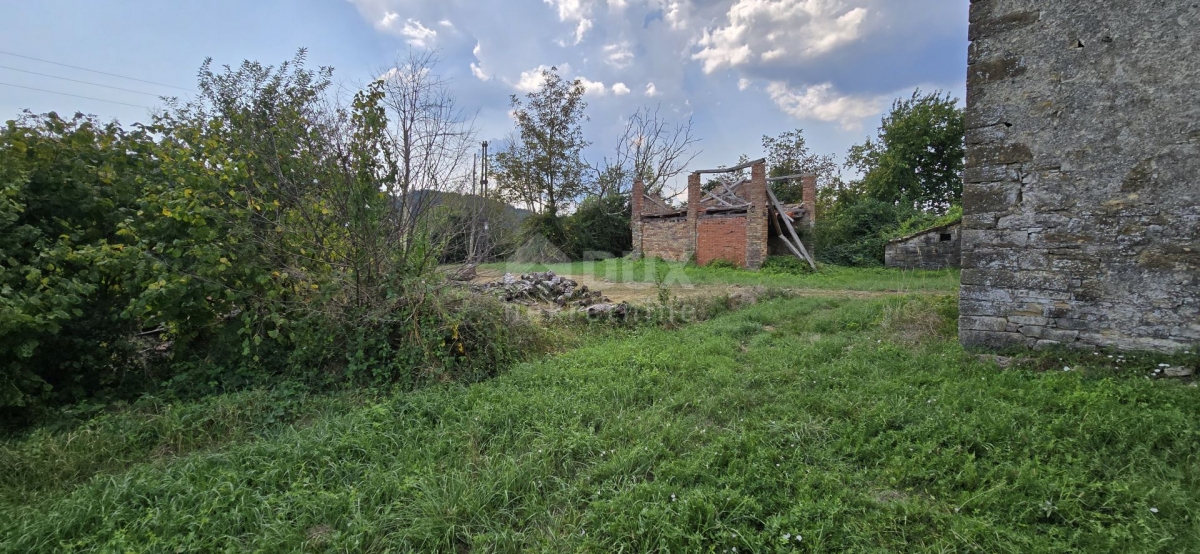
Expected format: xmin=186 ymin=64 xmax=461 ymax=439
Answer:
xmin=477 ymin=271 xmax=609 ymax=308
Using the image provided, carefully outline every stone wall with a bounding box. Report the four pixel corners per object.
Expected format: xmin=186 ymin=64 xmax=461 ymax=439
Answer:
xmin=886 ymin=223 xmax=961 ymax=270
xmin=960 ymin=1 xmax=1200 ymax=352
xmin=696 ymin=216 xmax=748 ymax=267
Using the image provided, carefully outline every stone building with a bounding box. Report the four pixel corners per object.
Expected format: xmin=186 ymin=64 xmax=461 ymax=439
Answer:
xmin=886 ymin=221 xmax=962 ymax=271
xmin=959 ymin=1 xmax=1199 ymax=352
xmin=631 ymin=160 xmax=816 ymax=269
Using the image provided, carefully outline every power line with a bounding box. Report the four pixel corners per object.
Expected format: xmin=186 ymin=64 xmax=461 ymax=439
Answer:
xmin=0 ymin=65 xmax=169 ymax=97
xmin=0 ymin=82 xmax=151 ymax=109
xmin=0 ymin=50 xmax=194 ymax=92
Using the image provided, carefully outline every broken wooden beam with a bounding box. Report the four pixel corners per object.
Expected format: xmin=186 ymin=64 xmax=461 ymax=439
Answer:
xmin=767 ymin=188 xmax=817 ymax=270
xmin=766 ymin=173 xmax=816 ymax=182
xmin=691 ymin=158 xmax=767 ymax=175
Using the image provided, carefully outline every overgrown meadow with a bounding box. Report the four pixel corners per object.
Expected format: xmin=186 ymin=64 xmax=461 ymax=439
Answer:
xmin=3 ymin=293 xmax=1197 ymax=552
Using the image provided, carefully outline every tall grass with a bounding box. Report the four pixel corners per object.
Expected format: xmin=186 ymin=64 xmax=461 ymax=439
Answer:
xmin=2 ymin=294 xmax=1197 ymax=552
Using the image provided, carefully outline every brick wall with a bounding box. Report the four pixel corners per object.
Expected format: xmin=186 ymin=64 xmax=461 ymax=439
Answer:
xmin=959 ymin=1 xmax=1200 ymax=352
xmin=801 ymin=174 xmax=817 ymax=228
xmin=642 ymin=218 xmax=694 ymax=262
xmin=697 ymin=216 xmax=748 ymax=267
xmin=633 ymin=161 xmax=790 ymax=269
xmin=744 ymin=162 xmax=769 ymax=269
xmin=631 ymin=178 xmax=644 ymax=259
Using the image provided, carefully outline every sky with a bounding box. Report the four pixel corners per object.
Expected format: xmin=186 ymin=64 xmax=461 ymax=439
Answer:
xmin=0 ymin=0 xmax=969 ymax=195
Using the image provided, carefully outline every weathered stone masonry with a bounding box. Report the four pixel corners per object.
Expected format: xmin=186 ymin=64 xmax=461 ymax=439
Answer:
xmin=960 ymin=1 xmax=1200 ymax=352
xmin=886 ymin=222 xmax=962 ymax=271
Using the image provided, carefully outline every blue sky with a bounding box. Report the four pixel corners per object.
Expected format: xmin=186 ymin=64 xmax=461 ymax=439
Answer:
xmin=0 ymin=0 xmax=968 ymax=194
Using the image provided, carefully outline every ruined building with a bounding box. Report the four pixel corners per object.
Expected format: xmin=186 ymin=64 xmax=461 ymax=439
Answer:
xmin=959 ymin=2 xmax=1199 ymax=352
xmin=886 ymin=220 xmax=962 ymax=271
xmin=631 ymin=160 xmax=816 ymax=269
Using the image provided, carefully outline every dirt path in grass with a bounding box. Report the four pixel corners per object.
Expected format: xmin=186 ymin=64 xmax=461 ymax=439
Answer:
xmin=470 ymin=267 xmax=940 ymax=305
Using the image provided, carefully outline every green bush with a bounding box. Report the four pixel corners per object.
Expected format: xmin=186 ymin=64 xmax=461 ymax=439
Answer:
xmin=761 ymin=255 xmax=814 ymax=275
xmin=563 ymin=194 xmax=631 ymax=259
xmin=813 ymin=194 xmax=914 ymax=266
xmin=0 ymin=113 xmax=149 ymax=421
xmin=0 ymin=54 xmax=544 ymax=427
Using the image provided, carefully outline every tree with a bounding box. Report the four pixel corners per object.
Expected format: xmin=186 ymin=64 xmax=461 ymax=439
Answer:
xmin=702 ymin=154 xmax=750 ymax=194
xmin=376 ymin=49 xmax=476 ymax=267
xmin=589 ymin=105 xmax=700 ymax=198
xmin=761 ymin=129 xmax=839 ymax=204
xmin=0 ymin=112 xmax=150 ymax=415
xmin=845 ymin=89 xmax=964 ymax=212
xmin=563 ymin=194 xmax=631 ymax=258
xmin=495 ymin=67 xmax=589 ymax=217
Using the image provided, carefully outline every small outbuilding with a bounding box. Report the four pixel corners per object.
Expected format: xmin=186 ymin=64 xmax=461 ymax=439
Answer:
xmin=885 ymin=220 xmax=961 ymax=270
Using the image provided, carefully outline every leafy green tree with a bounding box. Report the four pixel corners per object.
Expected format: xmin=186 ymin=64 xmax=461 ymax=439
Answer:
xmin=845 ymin=90 xmax=964 ymax=211
xmin=813 ymin=191 xmax=916 ymax=267
xmin=564 ymin=194 xmax=631 ymax=258
xmin=762 ymin=129 xmax=839 ymax=204
xmin=0 ymin=112 xmax=150 ymax=415
xmin=495 ymin=67 xmax=589 ymax=217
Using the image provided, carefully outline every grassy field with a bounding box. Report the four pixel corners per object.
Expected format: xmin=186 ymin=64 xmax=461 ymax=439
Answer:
xmin=3 ymin=291 xmax=1198 ymax=552
xmin=478 ymin=259 xmax=961 ymax=293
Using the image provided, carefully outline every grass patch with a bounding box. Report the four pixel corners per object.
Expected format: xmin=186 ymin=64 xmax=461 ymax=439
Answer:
xmin=479 ymin=259 xmax=960 ymax=293
xmin=3 ymin=295 xmax=1198 ymax=552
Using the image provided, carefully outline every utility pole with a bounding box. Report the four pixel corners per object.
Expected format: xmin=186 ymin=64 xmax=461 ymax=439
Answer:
xmin=469 ymin=154 xmax=478 ymax=262
xmin=467 ymin=142 xmax=490 ymax=264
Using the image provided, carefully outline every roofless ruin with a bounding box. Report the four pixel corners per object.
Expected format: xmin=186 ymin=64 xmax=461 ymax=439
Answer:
xmin=631 ymin=158 xmax=817 ymax=270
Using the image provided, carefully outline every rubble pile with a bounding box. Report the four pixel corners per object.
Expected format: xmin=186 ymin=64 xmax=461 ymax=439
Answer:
xmin=477 ymin=271 xmax=610 ymax=308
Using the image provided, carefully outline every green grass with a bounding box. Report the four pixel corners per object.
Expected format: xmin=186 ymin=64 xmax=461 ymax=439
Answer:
xmin=3 ymin=294 xmax=1198 ymax=552
xmin=479 ymin=259 xmax=961 ymax=293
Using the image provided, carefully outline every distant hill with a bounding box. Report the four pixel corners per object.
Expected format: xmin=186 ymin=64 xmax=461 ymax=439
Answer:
xmin=401 ymin=189 xmax=533 ymax=222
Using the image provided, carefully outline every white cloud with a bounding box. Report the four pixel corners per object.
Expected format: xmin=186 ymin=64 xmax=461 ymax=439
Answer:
xmin=645 ymin=82 xmax=659 ymax=97
xmin=578 ymin=76 xmax=607 ymax=96
xmin=508 ymin=64 xmax=574 ymax=93
xmin=574 ymin=18 xmax=594 ymax=44
xmin=543 ymin=0 xmax=596 ymax=44
xmin=399 ymin=18 xmax=438 ymax=48
xmin=543 ymin=0 xmax=590 ymax=21
xmin=694 ymin=0 xmax=868 ymax=73
xmin=512 ymin=65 xmax=553 ymax=93
xmin=608 ymin=0 xmax=628 ymax=12
xmin=766 ymin=82 xmax=885 ymax=130
xmin=612 ymin=82 xmax=631 ymax=95
xmin=471 ymin=63 xmax=491 ymax=81
xmin=378 ymin=11 xmax=399 ymax=29
xmin=470 ymin=42 xmax=490 ymax=81
xmin=438 ymin=19 xmax=454 ymax=28
xmin=738 ymin=78 xmax=751 ymax=91
xmin=603 ymin=42 xmax=634 ymax=69
xmin=663 ymin=0 xmax=689 ymax=30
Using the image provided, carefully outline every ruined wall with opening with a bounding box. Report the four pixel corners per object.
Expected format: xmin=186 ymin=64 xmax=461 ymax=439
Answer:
xmin=960 ymin=1 xmax=1200 ymax=352
xmin=887 ymin=223 xmax=962 ymax=271
xmin=631 ymin=163 xmax=814 ymax=270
